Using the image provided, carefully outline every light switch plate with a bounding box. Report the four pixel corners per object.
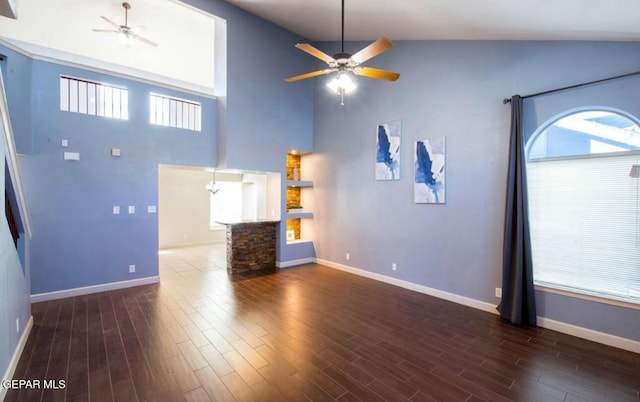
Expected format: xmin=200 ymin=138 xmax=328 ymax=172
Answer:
xmin=61 ymin=139 xmax=68 ymax=147
xmin=113 ymin=206 xmax=120 ymax=215
xmin=111 ymin=148 xmax=121 ymax=157
xmin=147 ymin=205 xmax=157 ymax=213
xmin=128 ymin=205 xmax=135 ymax=214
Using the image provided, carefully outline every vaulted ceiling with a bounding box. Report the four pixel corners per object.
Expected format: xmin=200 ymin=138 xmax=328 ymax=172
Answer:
xmin=224 ymin=0 xmax=640 ymax=41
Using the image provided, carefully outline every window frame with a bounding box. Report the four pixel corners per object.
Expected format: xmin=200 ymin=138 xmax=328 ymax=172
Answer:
xmin=149 ymin=92 xmax=202 ymax=132
xmin=60 ymin=75 xmax=129 ymax=120
xmin=525 ymin=106 xmax=640 ymax=311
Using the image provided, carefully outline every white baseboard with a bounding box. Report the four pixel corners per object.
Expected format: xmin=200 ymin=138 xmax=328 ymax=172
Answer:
xmin=1 ymin=316 xmax=33 ymax=401
xmin=317 ymin=259 xmax=498 ymax=314
xmin=316 ymin=258 xmax=640 ymax=354
xmin=30 ymin=276 xmax=160 ymax=303
xmin=537 ymin=317 xmax=640 ymax=354
xmin=277 ymin=257 xmax=316 ymax=269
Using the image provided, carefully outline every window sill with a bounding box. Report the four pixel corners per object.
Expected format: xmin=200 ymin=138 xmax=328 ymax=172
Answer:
xmin=534 ymin=283 xmax=640 ymax=311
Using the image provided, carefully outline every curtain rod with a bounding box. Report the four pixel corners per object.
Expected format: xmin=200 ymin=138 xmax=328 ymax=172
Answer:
xmin=502 ymin=69 xmax=640 ymax=104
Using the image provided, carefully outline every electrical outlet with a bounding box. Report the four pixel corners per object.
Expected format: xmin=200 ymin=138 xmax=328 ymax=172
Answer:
xmin=392 ymin=263 xmax=397 ymax=271
xmin=16 ymin=318 xmax=19 ymax=334
xmin=129 ymin=265 xmax=135 ymax=273
xmin=495 ymin=287 xmax=502 ymax=298
xmin=346 ymin=253 xmax=350 ymax=260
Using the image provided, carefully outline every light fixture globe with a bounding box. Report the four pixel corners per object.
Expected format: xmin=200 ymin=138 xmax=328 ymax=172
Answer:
xmin=327 ymin=72 xmax=356 ymax=94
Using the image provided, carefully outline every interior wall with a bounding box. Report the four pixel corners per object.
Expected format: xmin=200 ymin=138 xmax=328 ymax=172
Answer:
xmin=158 ymin=166 xmax=225 ymax=249
xmin=312 ymin=40 xmax=640 ymax=343
xmin=184 ymin=0 xmax=315 ymax=173
xmin=1 ymin=45 xmax=218 ymax=295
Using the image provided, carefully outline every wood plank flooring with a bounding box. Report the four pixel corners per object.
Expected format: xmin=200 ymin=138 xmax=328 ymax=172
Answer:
xmin=5 ymin=243 xmax=640 ymax=401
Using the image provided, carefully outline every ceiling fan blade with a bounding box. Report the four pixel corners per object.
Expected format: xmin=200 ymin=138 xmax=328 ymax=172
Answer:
xmin=350 ymin=37 xmax=394 ymax=65
xmin=92 ymin=29 xmax=119 ymax=33
xmin=285 ymin=69 xmax=333 ymax=82
xmin=99 ymin=16 xmax=121 ymax=28
xmin=295 ymin=43 xmax=336 ymax=64
xmin=355 ymin=67 xmax=400 ymax=81
xmin=130 ymin=32 xmax=158 ymax=47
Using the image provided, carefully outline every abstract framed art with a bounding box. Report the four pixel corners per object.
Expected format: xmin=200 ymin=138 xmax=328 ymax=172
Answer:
xmin=376 ymin=120 xmax=401 ymax=180
xmin=414 ymin=137 xmax=446 ymax=204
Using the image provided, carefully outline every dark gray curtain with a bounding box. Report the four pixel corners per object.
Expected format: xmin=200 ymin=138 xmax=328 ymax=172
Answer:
xmin=499 ymin=95 xmax=537 ymax=326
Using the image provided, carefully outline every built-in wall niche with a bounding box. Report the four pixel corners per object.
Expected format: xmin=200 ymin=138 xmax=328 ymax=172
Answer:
xmin=285 ymin=151 xmax=313 ymax=244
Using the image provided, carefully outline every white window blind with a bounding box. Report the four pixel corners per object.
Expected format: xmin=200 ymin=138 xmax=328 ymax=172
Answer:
xmin=60 ymin=76 xmax=128 ymax=120
xmin=527 ymin=152 xmax=640 ymax=303
xmin=149 ymin=93 xmax=201 ymax=132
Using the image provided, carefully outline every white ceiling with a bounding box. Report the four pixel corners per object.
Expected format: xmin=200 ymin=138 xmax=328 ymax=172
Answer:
xmin=0 ymin=0 xmax=217 ymax=94
xmin=224 ymin=0 xmax=640 ymax=41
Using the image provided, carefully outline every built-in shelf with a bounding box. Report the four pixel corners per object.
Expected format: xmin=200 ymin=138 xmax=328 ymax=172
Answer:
xmin=286 ymin=180 xmax=313 ymax=188
xmin=286 ymin=238 xmax=313 ymax=245
xmin=286 ymin=151 xmax=314 ymax=244
xmin=287 ymin=211 xmax=313 ymax=219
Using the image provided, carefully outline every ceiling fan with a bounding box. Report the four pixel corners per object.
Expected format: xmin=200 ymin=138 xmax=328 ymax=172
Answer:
xmin=285 ymin=0 xmax=400 ymax=104
xmin=93 ymin=2 xmax=157 ymax=47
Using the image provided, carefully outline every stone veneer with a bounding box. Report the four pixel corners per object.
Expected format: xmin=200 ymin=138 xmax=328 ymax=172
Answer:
xmin=226 ymin=221 xmax=277 ymax=274
xmin=286 ymin=218 xmax=301 ymax=240
xmin=286 ymin=153 xmax=301 ymax=180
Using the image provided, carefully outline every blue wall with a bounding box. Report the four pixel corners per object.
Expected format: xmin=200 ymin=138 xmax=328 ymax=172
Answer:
xmin=1 ymin=46 xmax=31 ymax=154
xmin=185 ymin=0 xmax=315 ymax=173
xmin=312 ymin=40 xmax=640 ymax=342
xmin=183 ymin=0 xmax=316 ymax=262
xmin=1 ymin=46 xmax=218 ymax=294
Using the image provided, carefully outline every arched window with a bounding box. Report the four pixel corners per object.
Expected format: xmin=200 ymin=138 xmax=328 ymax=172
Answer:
xmin=526 ymin=109 xmax=640 ymax=304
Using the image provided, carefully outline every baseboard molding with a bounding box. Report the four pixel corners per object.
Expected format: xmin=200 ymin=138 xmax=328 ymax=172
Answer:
xmin=1 ymin=316 xmax=33 ymax=401
xmin=30 ymin=276 xmax=160 ymax=303
xmin=317 ymin=258 xmax=640 ymax=353
xmin=537 ymin=317 xmax=640 ymax=354
xmin=277 ymin=257 xmax=316 ymax=269
xmin=316 ymin=259 xmax=498 ymax=315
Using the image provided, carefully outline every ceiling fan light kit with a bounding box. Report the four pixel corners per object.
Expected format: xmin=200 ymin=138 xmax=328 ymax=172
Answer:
xmin=285 ymin=0 xmax=399 ymax=105
xmin=92 ymin=2 xmax=158 ymax=47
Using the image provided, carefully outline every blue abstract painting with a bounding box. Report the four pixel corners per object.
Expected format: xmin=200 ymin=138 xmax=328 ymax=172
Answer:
xmin=414 ymin=137 xmax=446 ymax=203
xmin=376 ymin=120 xmax=401 ymax=180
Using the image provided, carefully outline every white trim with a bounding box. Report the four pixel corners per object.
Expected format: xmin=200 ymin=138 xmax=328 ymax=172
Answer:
xmin=0 ymin=38 xmax=216 ymax=99
xmin=316 ymin=259 xmax=498 ymax=314
xmin=1 ymin=66 xmax=32 ymax=238
xmin=1 ymin=316 xmax=33 ymax=401
xmin=277 ymin=257 xmax=316 ymax=268
xmin=30 ymin=276 xmax=160 ymax=303
xmin=317 ymin=258 xmax=640 ymax=353
xmin=535 ymin=283 xmax=640 ymax=311
xmin=537 ymin=317 xmax=640 ymax=354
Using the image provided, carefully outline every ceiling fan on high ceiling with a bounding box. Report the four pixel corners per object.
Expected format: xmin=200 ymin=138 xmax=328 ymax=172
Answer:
xmin=92 ymin=2 xmax=157 ymax=47
xmin=285 ymin=0 xmax=400 ymax=105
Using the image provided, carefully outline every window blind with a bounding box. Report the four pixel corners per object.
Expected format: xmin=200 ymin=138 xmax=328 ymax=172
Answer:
xmin=527 ymin=153 xmax=640 ymax=303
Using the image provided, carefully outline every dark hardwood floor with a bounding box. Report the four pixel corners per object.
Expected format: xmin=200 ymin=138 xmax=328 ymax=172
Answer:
xmin=5 ymin=244 xmax=640 ymax=401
